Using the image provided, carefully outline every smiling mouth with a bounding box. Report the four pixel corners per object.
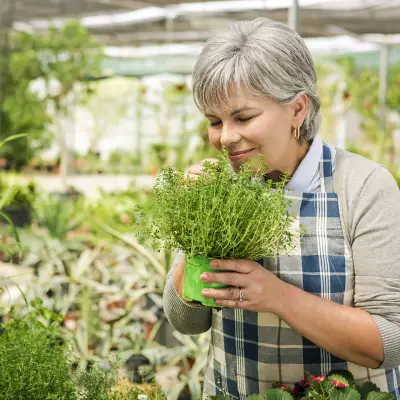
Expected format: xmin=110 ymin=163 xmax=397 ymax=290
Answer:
xmin=229 ymin=148 xmax=256 ymax=156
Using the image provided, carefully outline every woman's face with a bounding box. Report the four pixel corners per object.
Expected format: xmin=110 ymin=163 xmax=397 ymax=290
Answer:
xmin=205 ymin=87 xmax=308 ymax=175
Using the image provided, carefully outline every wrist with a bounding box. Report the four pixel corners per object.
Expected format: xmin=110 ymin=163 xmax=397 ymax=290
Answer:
xmin=173 ymin=261 xmax=185 ymax=297
xmin=268 ymin=279 xmax=294 ymax=316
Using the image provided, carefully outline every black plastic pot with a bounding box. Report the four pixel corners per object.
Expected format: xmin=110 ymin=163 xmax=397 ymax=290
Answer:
xmin=1 ymin=205 xmax=31 ymax=227
xmin=178 ymin=385 xmax=192 ymax=400
xmin=125 ymin=354 xmax=151 ymax=383
xmin=143 ymin=294 xmax=180 ymax=347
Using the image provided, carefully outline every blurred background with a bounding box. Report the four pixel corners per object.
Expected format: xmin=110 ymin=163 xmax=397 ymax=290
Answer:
xmin=1 ymin=1 xmax=400 ymax=398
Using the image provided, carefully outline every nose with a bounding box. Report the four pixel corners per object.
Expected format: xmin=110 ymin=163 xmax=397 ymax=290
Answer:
xmin=220 ymin=124 xmax=242 ymax=149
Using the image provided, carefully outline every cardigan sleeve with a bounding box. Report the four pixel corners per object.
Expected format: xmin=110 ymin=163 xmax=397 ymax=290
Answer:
xmin=163 ymin=252 xmax=212 ymax=335
xmin=350 ymin=165 xmax=400 ymax=369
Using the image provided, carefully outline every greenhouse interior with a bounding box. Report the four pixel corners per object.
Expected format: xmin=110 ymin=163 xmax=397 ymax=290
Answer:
xmin=1 ymin=0 xmax=400 ymax=399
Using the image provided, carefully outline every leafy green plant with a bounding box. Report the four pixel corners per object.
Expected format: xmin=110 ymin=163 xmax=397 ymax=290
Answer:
xmin=0 ymin=177 xmax=36 ymax=208
xmin=0 ymin=20 xmax=103 ymax=170
xmin=0 ymin=299 xmax=77 ymax=400
xmin=335 ymin=56 xmax=400 ymax=171
xmin=139 ymin=151 xmax=297 ymax=260
xmin=33 ymin=194 xmax=87 ymax=239
xmin=0 ymin=297 xmax=169 ymax=400
xmin=0 ymin=134 xmax=26 ymax=256
xmin=149 ymin=143 xmax=170 ymax=173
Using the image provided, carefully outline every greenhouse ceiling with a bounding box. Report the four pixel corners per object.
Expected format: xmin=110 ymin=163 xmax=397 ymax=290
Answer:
xmin=2 ymin=0 xmax=400 ymax=45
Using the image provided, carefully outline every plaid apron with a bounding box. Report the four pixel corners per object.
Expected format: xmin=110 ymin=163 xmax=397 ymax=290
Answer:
xmin=203 ymin=143 xmax=400 ymax=399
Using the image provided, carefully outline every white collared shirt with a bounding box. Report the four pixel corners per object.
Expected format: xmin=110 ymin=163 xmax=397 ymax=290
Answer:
xmin=286 ymin=134 xmax=336 ymax=193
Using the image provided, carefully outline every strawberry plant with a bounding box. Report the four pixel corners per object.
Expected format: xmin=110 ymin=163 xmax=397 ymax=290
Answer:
xmin=205 ymin=370 xmax=394 ymax=400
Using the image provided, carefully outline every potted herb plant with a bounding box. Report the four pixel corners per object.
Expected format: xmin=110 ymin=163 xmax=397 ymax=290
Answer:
xmin=138 ymin=151 xmax=298 ymax=307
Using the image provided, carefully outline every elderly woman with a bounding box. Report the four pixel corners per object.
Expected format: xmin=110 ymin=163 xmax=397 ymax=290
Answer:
xmin=163 ymin=18 xmax=400 ymax=399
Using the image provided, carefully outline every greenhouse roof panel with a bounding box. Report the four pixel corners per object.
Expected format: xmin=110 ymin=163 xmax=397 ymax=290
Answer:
xmin=3 ymin=0 xmax=400 ymax=44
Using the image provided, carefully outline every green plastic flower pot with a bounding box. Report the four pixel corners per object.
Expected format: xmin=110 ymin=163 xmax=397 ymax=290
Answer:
xmin=182 ymin=255 xmax=228 ymax=307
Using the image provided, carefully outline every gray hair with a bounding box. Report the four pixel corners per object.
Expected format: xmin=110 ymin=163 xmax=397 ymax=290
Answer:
xmin=192 ymin=17 xmax=322 ymax=142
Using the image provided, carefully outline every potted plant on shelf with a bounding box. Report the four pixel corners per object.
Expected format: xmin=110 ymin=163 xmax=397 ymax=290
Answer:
xmin=137 ymin=151 xmax=299 ymax=307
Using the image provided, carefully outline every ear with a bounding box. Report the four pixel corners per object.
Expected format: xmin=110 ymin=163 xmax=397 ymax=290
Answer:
xmin=290 ymin=93 xmax=308 ymax=128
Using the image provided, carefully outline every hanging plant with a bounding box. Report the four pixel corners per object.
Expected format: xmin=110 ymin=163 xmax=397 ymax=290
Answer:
xmin=137 ymin=151 xmax=299 ymax=306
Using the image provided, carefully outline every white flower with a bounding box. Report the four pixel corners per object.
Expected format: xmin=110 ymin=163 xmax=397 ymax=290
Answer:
xmin=138 ymin=395 xmax=148 ymax=400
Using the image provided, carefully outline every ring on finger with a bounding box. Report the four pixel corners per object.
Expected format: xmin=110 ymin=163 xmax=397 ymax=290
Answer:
xmin=239 ymin=286 xmax=244 ymax=302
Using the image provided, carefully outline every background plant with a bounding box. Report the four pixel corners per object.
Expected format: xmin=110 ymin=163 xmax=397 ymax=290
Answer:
xmin=0 ymin=20 xmax=103 ymax=170
xmin=335 ymin=56 xmax=400 ymax=175
xmin=0 ymin=298 xmax=77 ymax=400
xmin=0 ymin=297 xmax=171 ymax=400
xmin=0 ymin=181 xmax=200 ymax=399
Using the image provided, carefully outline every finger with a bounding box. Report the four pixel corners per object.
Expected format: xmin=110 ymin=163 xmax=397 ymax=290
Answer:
xmin=186 ymin=159 xmax=219 ymax=176
xmin=214 ymin=299 xmax=248 ymax=309
xmin=202 ymin=286 xmax=240 ymax=301
xmin=186 ymin=165 xmax=203 ymax=175
xmin=210 ymin=259 xmax=254 ymax=274
xmin=201 ymin=271 xmax=242 ymax=287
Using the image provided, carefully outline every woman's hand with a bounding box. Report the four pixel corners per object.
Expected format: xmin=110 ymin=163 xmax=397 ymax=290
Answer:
xmin=200 ymin=259 xmax=286 ymax=312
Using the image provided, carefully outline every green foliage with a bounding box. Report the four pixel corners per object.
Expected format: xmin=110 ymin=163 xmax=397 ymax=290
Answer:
xmin=149 ymin=143 xmax=170 ymax=171
xmin=139 ymin=151 xmax=297 ymax=260
xmin=206 ymin=370 xmax=393 ymax=400
xmin=0 ymin=20 xmax=103 ymax=168
xmin=328 ymin=387 xmax=361 ymax=400
xmin=0 ymin=135 xmax=27 ymax=256
xmin=0 ymin=299 xmax=77 ymax=400
xmin=245 ymin=395 xmax=268 ymax=400
xmin=335 ymin=56 xmax=400 ymax=170
xmin=359 ymin=383 xmax=381 ymax=399
xmin=265 ymin=389 xmax=293 ymax=400
xmin=89 ymin=185 xmax=149 ymax=235
xmin=364 ymin=394 xmax=394 ymax=400
xmin=78 ymin=362 xmax=114 ymax=400
xmin=0 ymin=177 xmax=36 ymax=208
xmin=108 ymin=150 xmax=142 ymax=173
xmin=33 ymin=194 xmax=87 ymax=239
xmin=0 ymin=297 xmax=169 ymax=400
xmin=43 ymin=21 xmax=103 ymax=101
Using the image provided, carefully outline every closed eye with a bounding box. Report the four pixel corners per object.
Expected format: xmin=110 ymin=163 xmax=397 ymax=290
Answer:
xmin=237 ymin=116 xmax=253 ymax=123
xmin=209 ymin=116 xmax=253 ymax=127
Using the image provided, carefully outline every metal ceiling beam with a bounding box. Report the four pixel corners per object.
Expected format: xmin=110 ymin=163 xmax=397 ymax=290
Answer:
xmin=95 ymin=30 xmax=212 ymax=44
xmin=379 ymin=41 xmax=389 ymax=132
xmin=5 ymin=0 xmax=400 ymax=43
xmin=85 ymin=0 xmax=157 ymax=10
xmin=288 ymin=0 xmax=300 ymax=33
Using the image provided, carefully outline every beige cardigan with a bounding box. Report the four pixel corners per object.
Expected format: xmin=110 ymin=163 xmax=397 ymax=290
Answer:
xmin=163 ymin=148 xmax=400 ymax=369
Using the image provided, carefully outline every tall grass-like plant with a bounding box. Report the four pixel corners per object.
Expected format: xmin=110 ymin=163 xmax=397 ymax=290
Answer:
xmin=33 ymin=194 xmax=87 ymax=239
xmin=140 ymin=151 xmax=297 ymax=261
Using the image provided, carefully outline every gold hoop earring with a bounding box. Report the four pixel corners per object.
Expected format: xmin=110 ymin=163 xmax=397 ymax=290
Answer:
xmin=293 ymin=127 xmax=300 ymax=141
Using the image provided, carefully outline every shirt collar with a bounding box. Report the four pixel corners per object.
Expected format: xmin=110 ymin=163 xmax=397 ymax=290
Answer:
xmin=285 ymin=134 xmax=322 ymax=192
